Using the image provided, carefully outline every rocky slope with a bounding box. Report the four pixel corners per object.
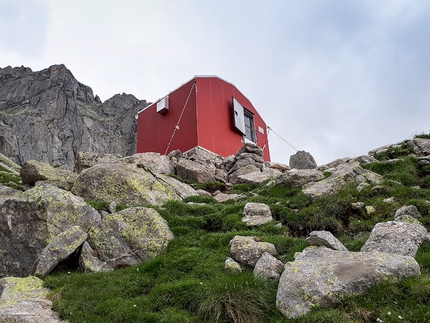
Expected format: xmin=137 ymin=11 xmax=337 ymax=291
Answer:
xmin=0 ymin=64 xmax=148 ymax=166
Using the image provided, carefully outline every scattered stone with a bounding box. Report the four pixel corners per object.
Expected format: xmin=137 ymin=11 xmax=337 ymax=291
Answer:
xmin=267 ymin=162 xmax=290 ymax=171
xmin=356 ymin=182 xmax=370 ymax=192
xmin=276 ymin=246 xmax=420 ymax=319
xmin=228 ymin=164 xmax=261 ymax=184
xmin=253 ymin=252 xmax=284 ymax=281
xmin=212 ymin=191 xmax=245 ymax=203
xmin=289 ymin=151 xmax=317 ymax=169
xmin=235 ymin=143 xmax=263 ymax=157
xmin=230 ymin=235 xmax=276 ymax=267
xmin=242 ymin=202 xmax=273 ymax=226
xmin=394 ymin=215 xmax=422 ymax=225
xmin=108 ymin=201 xmax=117 ymax=213
xmin=306 ymin=231 xmax=348 ymax=251
xmin=361 ymin=221 xmax=428 ymax=257
xmin=351 ymin=202 xmax=364 ymax=210
xmin=225 ymin=257 xmax=242 ymax=273
xmin=365 ymin=205 xmax=376 ymax=215
xmin=383 ymin=197 xmax=396 ymax=204
xmin=394 ymin=205 xmax=421 ymax=219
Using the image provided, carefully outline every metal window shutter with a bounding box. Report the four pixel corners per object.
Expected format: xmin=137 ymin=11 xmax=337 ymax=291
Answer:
xmin=233 ymin=97 xmax=246 ymax=135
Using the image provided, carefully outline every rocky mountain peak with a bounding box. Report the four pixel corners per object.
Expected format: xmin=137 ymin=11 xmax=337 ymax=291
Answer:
xmin=0 ymin=64 xmax=148 ymax=166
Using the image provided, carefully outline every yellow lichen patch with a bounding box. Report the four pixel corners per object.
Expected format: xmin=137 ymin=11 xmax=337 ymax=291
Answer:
xmin=0 ymin=276 xmax=49 ymax=308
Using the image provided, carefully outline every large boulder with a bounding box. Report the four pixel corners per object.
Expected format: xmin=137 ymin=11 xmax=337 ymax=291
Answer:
xmin=230 ymin=235 xmax=276 ymax=267
xmin=228 ymin=164 xmax=261 ymax=184
xmin=413 ymin=137 xmax=430 ymax=156
xmin=0 ymin=183 xmax=100 ymax=277
xmin=0 ymin=276 xmax=66 ymax=323
xmin=394 ymin=205 xmax=421 ymax=219
xmin=235 ymin=143 xmax=264 ymax=157
xmin=72 ymin=163 xmax=195 ymax=206
xmin=176 ymin=158 xmax=215 ymax=183
xmin=276 ymin=246 xmax=420 ymax=319
xmin=242 ymin=202 xmax=273 ymax=226
xmin=74 ymin=151 xmax=122 ymax=174
xmin=289 ymin=150 xmax=317 ymax=169
xmin=20 ymin=159 xmax=78 ymax=190
xmin=88 ymin=207 xmax=174 ymax=268
xmin=253 ymin=252 xmax=284 ymax=281
xmin=275 ymin=169 xmax=324 ymax=188
xmin=121 ymin=152 xmax=175 ymax=175
xmin=360 ymin=221 xmax=428 ymax=257
xmin=303 ymin=161 xmax=383 ymax=200
xmin=32 ymin=226 xmax=88 ymax=278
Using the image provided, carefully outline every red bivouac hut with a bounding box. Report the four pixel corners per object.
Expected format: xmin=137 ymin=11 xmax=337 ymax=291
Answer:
xmin=136 ymin=76 xmax=270 ymax=161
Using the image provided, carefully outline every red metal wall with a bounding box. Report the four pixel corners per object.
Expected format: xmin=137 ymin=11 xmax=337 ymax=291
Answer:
xmin=136 ymin=79 xmax=198 ymax=155
xmin=195 ymin=77 xmax=270 ymax=161
xmin=137 ymin=76 xmax=271 ymax=161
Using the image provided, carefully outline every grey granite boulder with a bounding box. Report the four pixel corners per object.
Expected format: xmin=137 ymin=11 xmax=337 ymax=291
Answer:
xmin=121 ymin=152 xmax=175 ymax=175
xmin=88 ymin=207 xmax=173 ymax=268
xmin=72 ymin=163 xmax=195 ymax=206
xmin=176 ymin=158 xmax=215 ymax=183
xmin=230 ymin=235 xmax=276 ymax=267
xmin=361 ymin=221 xmax=428 ymax=257
xmin=74 ymin=151 xmax=122 ymax=174
xmin=228 ymin=164 xmax=261 ymax=184
xmin=253 ymin=252 xmax=284 ymax=281
xmin=394 ymin=205 xmax=421 ymax=219
xmin=0 ymin=183 xmax=100 ymax=277
xmin=20 ymin=159 xmax=78 ymax=190
xmin=275 ymin=169 xmax=324 ymax=188
xmin=242 ymin=202 xmax=273 ymax=226
xmin=276 ymin=246 xmax=420 ymax=319
xmin=289 ymin=150 xmax=317 ymax=169
xmin=225 ymin=257 xmax=242 ymax=273
xmin=32 ymin=226 xmax=88 ymax=278
xmin=306 ymin=230 xmax=348 ymax=251
xmin=79 ymin=241 xmax=114 ymax=273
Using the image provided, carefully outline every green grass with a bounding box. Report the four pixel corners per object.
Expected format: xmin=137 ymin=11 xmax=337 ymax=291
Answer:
xmin=43 ymin=153 xmax=430 ymax=322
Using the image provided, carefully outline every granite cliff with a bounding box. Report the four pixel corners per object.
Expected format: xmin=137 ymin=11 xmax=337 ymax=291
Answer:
xmin=0 ymin=64 xmax=148 ymax=166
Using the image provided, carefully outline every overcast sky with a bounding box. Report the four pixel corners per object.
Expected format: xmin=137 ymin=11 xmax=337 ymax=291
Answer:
xmin=1 ymin=0 xmax=430 ymax=165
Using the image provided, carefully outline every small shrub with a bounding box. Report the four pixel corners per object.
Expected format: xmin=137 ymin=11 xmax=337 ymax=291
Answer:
xmin=183 ymin=195 xmax=217 ymax=204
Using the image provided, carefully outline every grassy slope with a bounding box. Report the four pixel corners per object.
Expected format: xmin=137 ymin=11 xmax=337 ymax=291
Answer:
xmin=38 ymin=147 xmax=430 ymax=323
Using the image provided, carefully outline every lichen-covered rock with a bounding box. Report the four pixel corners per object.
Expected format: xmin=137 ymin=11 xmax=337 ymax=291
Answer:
xmin=72 ymin=163 xmax=193 ymax=206
xmin=74 ymin=151 xmax=122 ymax=174
xmin=20 ymin=159 xmax=78 ymax=190
xmin=360 ymin=221 xmax=428 ymax=257
xmin=306 ymin=231 xmax=348 ymax=251
xmin=230 ymin=235 xmax=276 ymax=267
xmin=176 ymin=158 xmax=215 ymax=183
xmin=228 ymin=157 xmax=263 ymax=174
xmin=394 ymin=205 xmax=421 ymax=219
xmin=413 ymin=137 xmax=430 ymax=156
xmin=32 ymin=226 xmax=88 ymax=278
xmin=275 ymin=169 xmax=324 ymax=188
xmin=79 ymin=241 xmax=114 ymax=273
xmin=88 ymin=207 xmax=173 ymax=268
xmin=253 ymin=252 xmax=284 ymax=281
xmin=225 ymin=257 xmax=242 ymax=273
xmin=121 ymin=152 xmax=175 ymax=175
xmin=0 ymin=276 xmax=66 ymax=322
xmin=303 ymin=161 xmax=382 ymax=200
xmin=242 ymin=203 xmax=273 ymax=226
xmin=276 ymin=246 xmax=420 ymax=319
xmin=0 ymin=183 xmax=100 ymax=277
xmin=0 ymin=152 xmax=21 ymax=175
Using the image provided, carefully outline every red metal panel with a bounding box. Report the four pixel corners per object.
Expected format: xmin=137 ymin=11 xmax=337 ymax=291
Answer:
xmin=137 ymin=79 xmax=198 ymax=155
xmin=196 ymin=77 xmax=271 ymax=161
xmin=137 ymin=76 xmax=271 ymax=161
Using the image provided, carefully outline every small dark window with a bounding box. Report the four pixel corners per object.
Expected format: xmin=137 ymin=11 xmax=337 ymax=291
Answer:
xmin=244 ymin=109 xmax=255 ymax=142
